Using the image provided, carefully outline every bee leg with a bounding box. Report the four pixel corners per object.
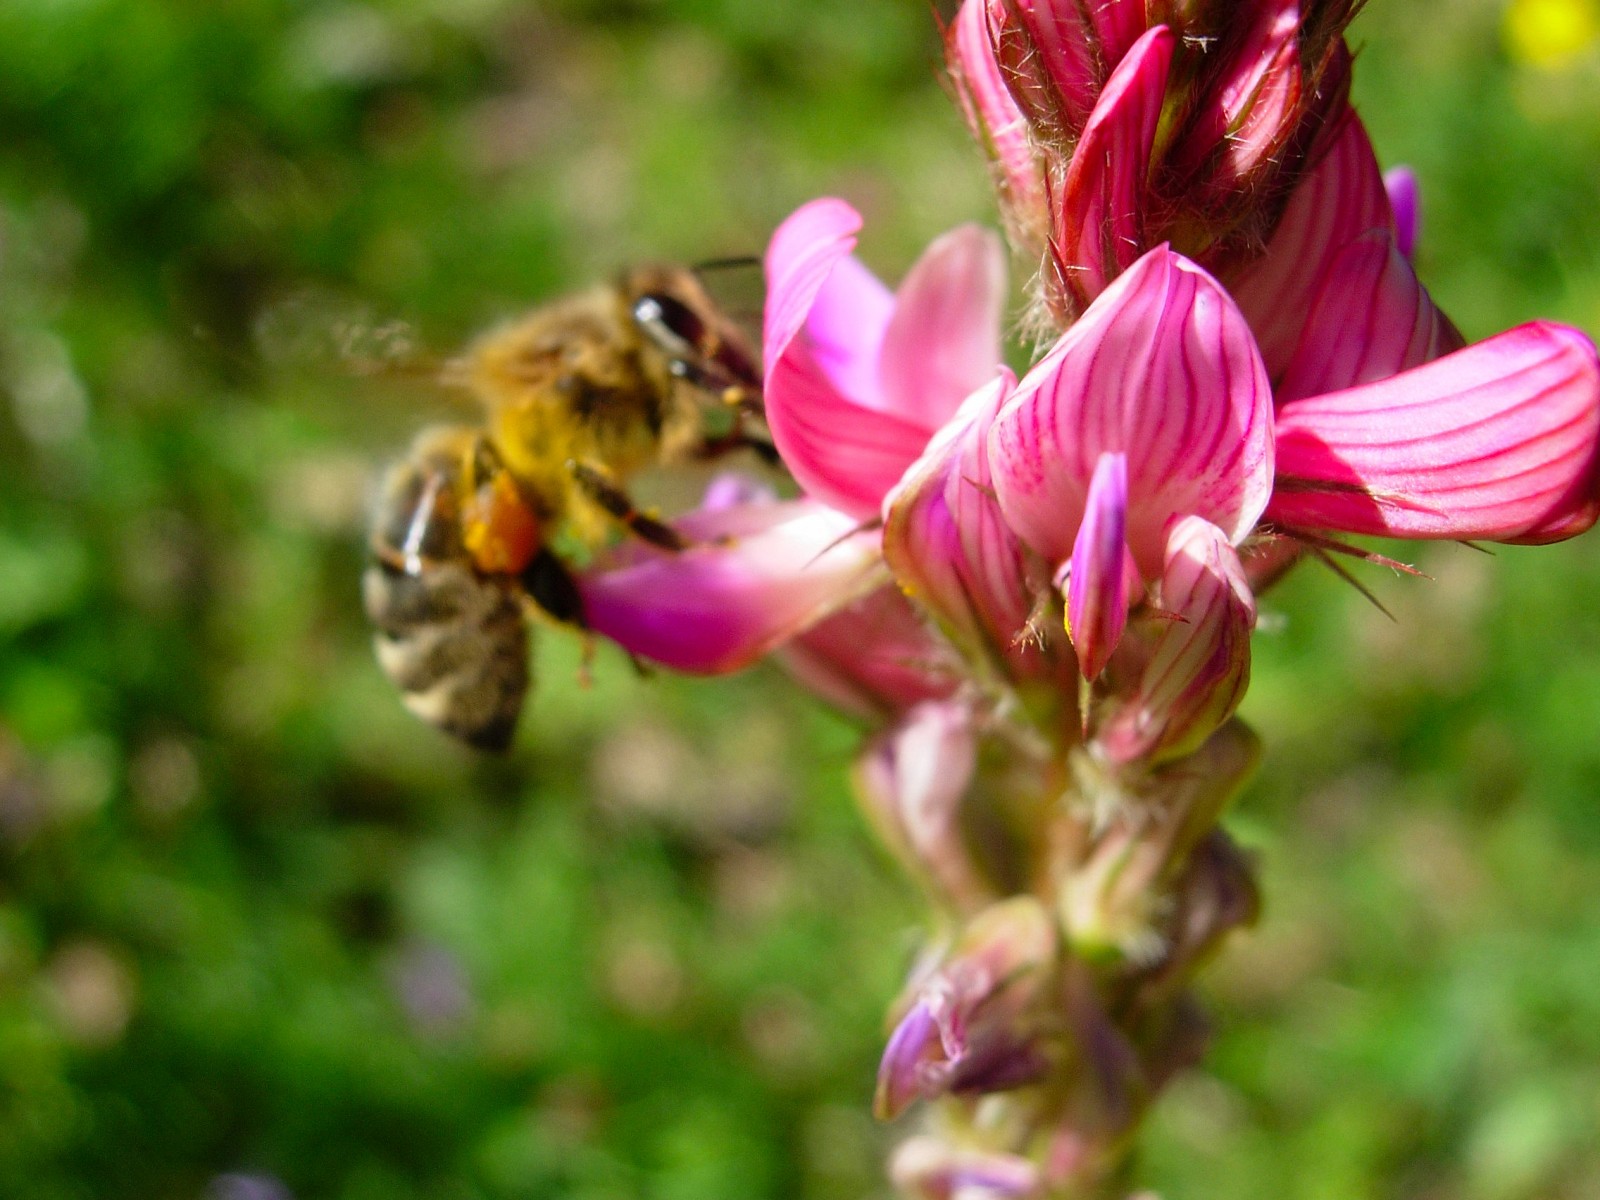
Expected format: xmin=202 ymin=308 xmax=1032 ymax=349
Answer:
xmin=568 ymin=460 xmax=687 ymax=552
xmin=521 ymin=546 xmax=588 ymax=628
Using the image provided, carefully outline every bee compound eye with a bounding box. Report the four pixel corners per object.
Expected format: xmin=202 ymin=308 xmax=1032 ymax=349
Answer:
xmin=633 ymin=292 xmax=705 ymax=360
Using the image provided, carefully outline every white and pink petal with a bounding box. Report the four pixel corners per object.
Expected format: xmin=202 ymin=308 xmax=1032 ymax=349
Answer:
xmin=579 ymin=500 xmax=885 ymax=674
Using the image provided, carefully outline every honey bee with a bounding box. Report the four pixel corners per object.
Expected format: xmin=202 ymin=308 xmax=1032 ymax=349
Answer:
xmin=364 ymin=265 xmax=767 ymax=750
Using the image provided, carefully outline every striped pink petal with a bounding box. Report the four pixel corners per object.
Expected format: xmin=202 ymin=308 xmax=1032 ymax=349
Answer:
xmin=1096 ymin=517 xmax=1255 ymax=765
xmin=1276 ymin=229 xmax=1462 ymax=403
xmin=1052 ymin=25 xmax=1175 ymax=310
xmin=990 ymin=245 xmax=1275 ymax=580
xmin=1270 ymin=321 xmax=1600 ymax=543
xmin=1227 ymin=110 xmax=1394 ymax=381
xmin=1065 ymin=452 xmax=1131 ymax=679
xmin=1178 ymin=0 xmax=1301 ymax=185
xmin=579 ymin=500 xmax=885 ymax=674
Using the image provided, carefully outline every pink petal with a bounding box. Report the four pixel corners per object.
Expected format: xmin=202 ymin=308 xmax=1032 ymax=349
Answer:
xmin=765 ymin=337 xmax=945 ymax=519
xmin=1052 ymin=24 xmax=1175 ymax=311
xmin=1270 ymin=321 xmax=1600 ymax=543
xmin=1178 ymin=0 xmax=1301 ymax=185
xmin=579 ymin=500 xmax=885 ymax=673
xmin=763 ymin=199 xmax=935 ymax=518
xmin=946 ymin=0 xmax=1046 ymax=237
xmin=1214 ymin=4 xmax=1302 ymax=184
xmin=1096 ymin=517 xmax=1255 ymax=765
xmin=990 ymin=246 xmax=1275 ymax=577
xmin=1384 ymin=166 xmax=1421 ymax=260
xmin=879 ymin=224 xmax=1008 ymax=429
xmin=1065 ymin=452 xmax=1131 ymax=680
xmin=779 ymin=585 xmax=957 ymax=720
xmin=804 ymin=253 xmax=897 ymax=409
xmin=1227 ymin=111 xmax=1394 ymax=381
xmin=1276 ymin=229 xmax=1463 ymax=403
xmin=876 ymin=999 xmax=949 ymax=1121
xmin=883 ymin=374 xmax=1035 ymax=667
xmin=763 ymin=197 xmax=884 ymax=376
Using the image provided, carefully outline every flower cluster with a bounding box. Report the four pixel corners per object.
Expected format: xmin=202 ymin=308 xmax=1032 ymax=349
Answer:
xmin=566 ymin=2 xmax=1600 ymax=1195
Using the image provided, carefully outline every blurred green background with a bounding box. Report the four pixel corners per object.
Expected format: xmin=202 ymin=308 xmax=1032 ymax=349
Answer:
xmin=1 ymin=1 xmax=1598 ymax=1197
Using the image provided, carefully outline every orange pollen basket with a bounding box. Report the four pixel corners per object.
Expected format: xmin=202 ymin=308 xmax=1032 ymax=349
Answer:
xmin=462 ymin=472 xmax=541 ymax=575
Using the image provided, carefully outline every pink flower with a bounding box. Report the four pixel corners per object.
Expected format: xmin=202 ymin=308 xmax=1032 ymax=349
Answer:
xmin=987 ymin=245 xmax=1275 ymax=679
xmin=763 ymin=198 xmax=1008 ymax=520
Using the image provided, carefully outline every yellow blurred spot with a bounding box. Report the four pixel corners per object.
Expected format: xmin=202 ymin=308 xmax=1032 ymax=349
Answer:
xmin=1505 ymin=0 xmax=1600 ymax=68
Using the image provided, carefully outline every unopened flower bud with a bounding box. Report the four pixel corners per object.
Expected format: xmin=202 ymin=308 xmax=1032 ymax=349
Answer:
xmin=876 ymin=897 xmax=1058 ymax=1119
xmin=1059 ymin=722 xmax=1260 ymax=959
xmin=1094 ymin=516 xmax=1255 ymax=765
xmin=855 ymin=702 xmax=994 ymax=913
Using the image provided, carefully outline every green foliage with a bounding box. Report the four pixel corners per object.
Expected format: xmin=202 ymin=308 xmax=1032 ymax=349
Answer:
xmin=0 ymin=1 xmax=1596 ymax=1197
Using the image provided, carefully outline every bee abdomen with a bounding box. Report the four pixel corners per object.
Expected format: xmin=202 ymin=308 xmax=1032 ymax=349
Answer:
xmin=363 ymin=560 xmax=529 ymax=752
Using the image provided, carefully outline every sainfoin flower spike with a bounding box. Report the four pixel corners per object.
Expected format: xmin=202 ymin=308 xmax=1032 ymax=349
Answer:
xmin=525 ymin=5 xmax=1600 ymax=1196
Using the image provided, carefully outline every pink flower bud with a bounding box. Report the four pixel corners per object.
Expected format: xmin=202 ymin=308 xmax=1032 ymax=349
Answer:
xmin=875 ymin=897 xmax=1058 ymax=1119
xmin=945 ymin=0 xmax=1049 ymax=249
xmin=1049 ymin=25 xmax=1174 ymax=316
xmin=1094 ymin=517 xmax=1255 ymax=765
xmin=854 ymin=702 xmax=993 ymax=912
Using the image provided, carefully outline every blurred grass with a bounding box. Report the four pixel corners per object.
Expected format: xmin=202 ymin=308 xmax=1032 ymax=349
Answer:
xmin=0 ymin=1 xmax=1597 ymax=1198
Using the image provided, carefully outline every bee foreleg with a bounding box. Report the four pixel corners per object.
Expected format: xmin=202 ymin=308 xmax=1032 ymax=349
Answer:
xmin=568 ymin=460 xmax=687 ymax=552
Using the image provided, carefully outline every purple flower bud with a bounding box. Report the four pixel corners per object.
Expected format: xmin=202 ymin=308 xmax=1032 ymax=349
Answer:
xmin=875 ymin=897 xmax=1058 ymax=1119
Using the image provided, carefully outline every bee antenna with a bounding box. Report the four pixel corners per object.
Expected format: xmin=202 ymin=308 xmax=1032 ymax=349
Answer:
xmin=691 ymin=254 xmax=761 ymax=275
